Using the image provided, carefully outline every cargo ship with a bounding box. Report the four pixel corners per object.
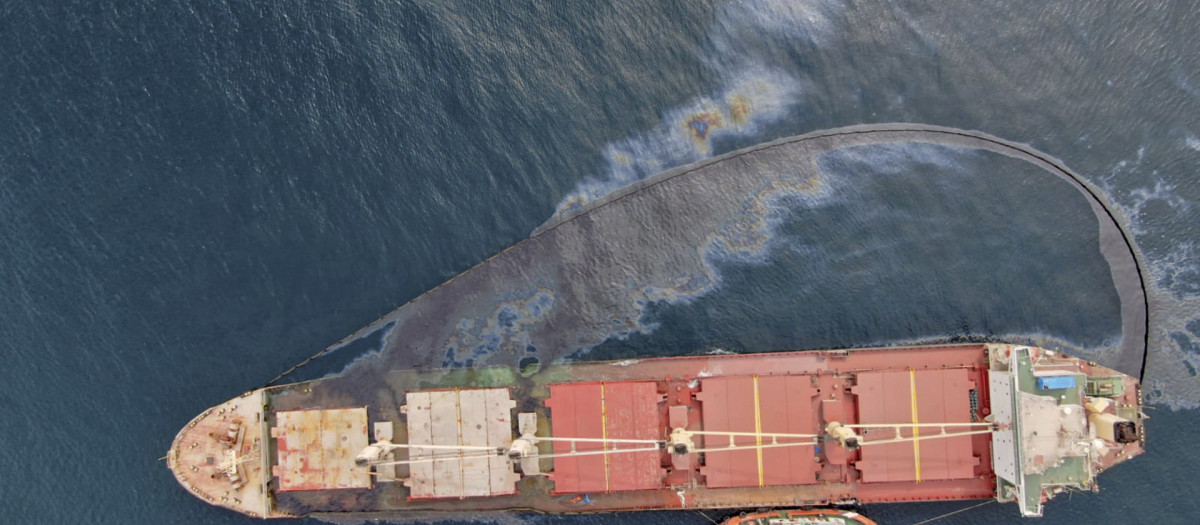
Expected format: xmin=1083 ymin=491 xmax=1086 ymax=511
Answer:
xmin=167 ymin=343 xmax=1143 ymax=520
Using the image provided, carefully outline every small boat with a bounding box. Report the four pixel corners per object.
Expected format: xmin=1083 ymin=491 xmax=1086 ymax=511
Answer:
xmin=722 ymin=508 xmax=877 ymax=525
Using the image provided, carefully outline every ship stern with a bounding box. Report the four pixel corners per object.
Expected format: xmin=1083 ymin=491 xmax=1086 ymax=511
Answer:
xmin=986 ymin=344 xmax=1145 ymax=517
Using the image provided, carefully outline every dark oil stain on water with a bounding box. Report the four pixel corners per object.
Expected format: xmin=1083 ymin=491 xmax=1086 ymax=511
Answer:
xmin=329 ymin=130 xmax=1142 ymax=384
xmin=1 ymin=1 xmax=1198 ymax=524
xmin=588 ymin=142 xmax=1122 ymax=360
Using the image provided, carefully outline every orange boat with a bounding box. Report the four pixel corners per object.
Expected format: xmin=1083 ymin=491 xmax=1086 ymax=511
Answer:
xmin=722 ymin=508 xmax=877 ymax=525
xmin=167 ymin=343 xmax=1143 ymax=520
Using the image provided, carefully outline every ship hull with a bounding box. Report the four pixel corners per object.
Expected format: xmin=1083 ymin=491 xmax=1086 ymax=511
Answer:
xmin=168 ymin=343 xmax=1143 ymax=519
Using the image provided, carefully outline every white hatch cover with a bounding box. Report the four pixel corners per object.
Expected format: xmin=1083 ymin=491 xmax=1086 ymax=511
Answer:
xmin=404 ymin=388 xmax=518 ymax=499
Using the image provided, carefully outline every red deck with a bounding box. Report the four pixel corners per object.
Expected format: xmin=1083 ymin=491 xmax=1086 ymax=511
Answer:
xmin=538 ymin=345 xmax=995 ymax=504
xmin=853 ymin=369 xmax=978 ymax=483
xmin=697 ymin=375 xmax=817 ymax=488
xmin=546 ymin=381 xmax=663 ymax=493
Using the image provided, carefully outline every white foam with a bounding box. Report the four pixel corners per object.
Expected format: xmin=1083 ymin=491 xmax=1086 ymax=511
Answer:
xmin=1094 ymin=147 xmax=1200 ymax=409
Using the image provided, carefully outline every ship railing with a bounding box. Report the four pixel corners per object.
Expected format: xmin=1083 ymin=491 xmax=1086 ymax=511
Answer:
xmin=687 ymin=430 xmax=820 ymax=438
xmin=379 ymin=443 xmax=502 ymax=451
xmin=844 ymin=422 xmax=994 ymax=444
xmin=855 ymin=428 xmax=994 ymax=447
xmin=533 ymin=436 xmax=663 ymax=458
xmin=365 ymin=423 xmax=996 ymax=469
xmin=535 ymin=436 xmax=662 ymax=446
xmin=369 ymin=450 xmax=508 ymax=468
xmin=691 ymin=441 xmax=818 ymax=454
xmin=842 ymin=422 xmax=993 ymax=429
xmin=367 ymin=443 xmax=665 ymax=469
xmin=686 ymin=430 xmax=818 ymax=448
xmin=534 ymin=446 xmax=664 ymax=460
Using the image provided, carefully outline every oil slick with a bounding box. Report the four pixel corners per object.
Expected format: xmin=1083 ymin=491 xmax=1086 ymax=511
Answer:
xmin=441 ymin=289 xmax=555 ymax=368
xmin=704 ymin=169 xmax=826 ymax=266
xmin=544 ymin=0 xmax=841 ymax=225
xmin=552 ymin=69 xmax=804 ymax=223
xmin=321 ymin=0 xmax=1200 ymax=411
xmin=620 ymin=166 xmax=830 ymax=318
xmin=333 ymin=127 xmax=1152 ymax=414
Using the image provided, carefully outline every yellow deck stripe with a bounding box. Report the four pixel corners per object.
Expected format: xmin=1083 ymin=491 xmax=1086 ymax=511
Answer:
xmin=454 ymin=388 xmax=465 ymax=493
xmin=909 ymin=369 xmax=922 ymax=483
xmin=600 ymin=382 xmax=610 ymax=492
xmin=753 ymin=374 xmax=764 ymax=487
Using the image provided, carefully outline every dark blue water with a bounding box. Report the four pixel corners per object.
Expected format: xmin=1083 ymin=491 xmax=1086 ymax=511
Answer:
xmin=3 ymin=1 xmax=1198 ymax=524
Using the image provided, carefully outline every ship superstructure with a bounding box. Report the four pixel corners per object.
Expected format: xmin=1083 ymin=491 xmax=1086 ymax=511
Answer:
xmin=166 ymin=343 xmax=1143 ymax=519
